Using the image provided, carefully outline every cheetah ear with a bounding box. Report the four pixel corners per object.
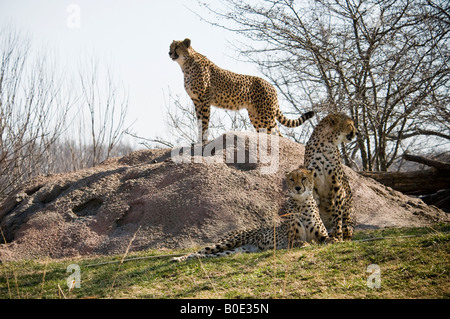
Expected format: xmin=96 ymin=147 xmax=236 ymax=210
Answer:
xmin=328 ymin=117 xmax=336 ymax=126
xmin=309 ymin=168 xmax=315 ymax=175
xmin=284 ymin=170 xmax=291 ymax=178
xmin=183 ymin=38 xmax=191 ymax=48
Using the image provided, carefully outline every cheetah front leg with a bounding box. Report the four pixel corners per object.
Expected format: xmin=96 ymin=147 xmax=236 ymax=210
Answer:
xmin=192 ymin=98 xmax=211 ymax=143
xmin=342 ymin=205 xmax=355 ymax=241
xmin=328 ymin=212 xmax=343 ymax=242
xmin=328 ymin=189 xmax=345 ymax=241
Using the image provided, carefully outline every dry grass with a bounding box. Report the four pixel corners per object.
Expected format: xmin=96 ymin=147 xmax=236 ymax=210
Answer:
xmin=0 ymin=224 xmax=449 ymax=299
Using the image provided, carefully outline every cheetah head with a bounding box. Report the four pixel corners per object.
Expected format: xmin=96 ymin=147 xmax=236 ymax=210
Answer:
xmin=325 ymin=113 xmax=358 ymax=144
xmin=285 ymin=167 xmax=315 ymax=200
xmin=169 ymin=38 xmax=191 ymax=62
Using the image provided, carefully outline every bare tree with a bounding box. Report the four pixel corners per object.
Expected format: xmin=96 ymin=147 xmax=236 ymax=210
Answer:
xmin=46 ymin=138 xmax=134 ymax=173
xmin=0 ymin=26 xmax=72 ymax=200
xmin=76 ymin=58 xmax=131 ymax=167
xmin=0 ymin=26 xmax=133 ymax=201
xmin=198 ymin=0 xmax=450 ymax=171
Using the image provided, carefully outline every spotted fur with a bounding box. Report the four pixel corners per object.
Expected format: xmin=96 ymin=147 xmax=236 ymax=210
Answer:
xmin=172 ymin=167 xmax=335 ymax=262
xmin=169 ymin=38 xmax=314 ymax=142
xmin=305 ymin=113 xmax=357 ymax=241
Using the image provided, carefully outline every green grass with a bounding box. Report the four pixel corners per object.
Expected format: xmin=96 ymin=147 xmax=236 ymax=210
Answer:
xmin=1 ymin=223 xmax=449 ymax=299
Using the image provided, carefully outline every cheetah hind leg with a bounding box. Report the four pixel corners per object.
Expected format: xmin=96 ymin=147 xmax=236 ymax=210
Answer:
xmin=171 ymin=244 xmax=259 ymax=262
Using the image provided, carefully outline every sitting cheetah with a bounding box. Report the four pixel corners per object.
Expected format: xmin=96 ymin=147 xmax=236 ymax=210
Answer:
xmin=304 ymin=113 xmax=357 ymax=241
xmin=169 ymin=38 xmax=314 ymax=142
xmin=172 ymin=167 xmax=334 ymax=262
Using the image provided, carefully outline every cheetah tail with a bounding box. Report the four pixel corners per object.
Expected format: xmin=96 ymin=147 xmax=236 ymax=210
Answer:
xmin=277 ymin=110 xmax=315 ymax=128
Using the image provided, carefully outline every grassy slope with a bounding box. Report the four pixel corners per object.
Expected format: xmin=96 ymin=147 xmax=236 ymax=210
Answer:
xmin=1 ymin=224 xmax=449 ymax=299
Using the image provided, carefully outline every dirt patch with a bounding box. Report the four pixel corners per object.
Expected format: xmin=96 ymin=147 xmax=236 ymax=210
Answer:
xmin=0 ymin=132 xmax=447 ymax=261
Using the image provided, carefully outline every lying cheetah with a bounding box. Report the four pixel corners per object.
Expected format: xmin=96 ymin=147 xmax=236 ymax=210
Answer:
xmin=304 ymin=113 xmax=357 ymax=241
xmin=169 ymin=38 xmax=314 ymax=142
xmin=172 ymin=167 xmax=334 ymax=262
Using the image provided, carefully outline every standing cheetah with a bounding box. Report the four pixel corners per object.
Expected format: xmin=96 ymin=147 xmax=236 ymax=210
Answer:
xmin=172 ymin=167 xmax=334 ymax=262
xmin=304 ymin=113 xmax=357 ymax=241
xmin=169 ymin=38 xmax=314 ymax=142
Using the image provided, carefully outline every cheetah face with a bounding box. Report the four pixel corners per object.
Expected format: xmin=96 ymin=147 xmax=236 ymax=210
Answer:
xmin=342 ymin=119 xmax=358 ymax=143
xmin=169 ymin=38 xmax=191 ymax=61
xmin=326 ymin=114 xmax=358 ymax=144
xmin=285 ymin=167 xmax=315 ymax=200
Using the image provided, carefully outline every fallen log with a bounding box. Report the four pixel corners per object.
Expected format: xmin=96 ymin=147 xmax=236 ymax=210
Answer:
xmin=358 ymin=154 xmax=450 ymax=212
xmin=402 ymin=153 xmax=450 ymax=171
xmin=420 ymin=189 xmax=450 ymax=209
xmin=358 ymin=169 xmax=450 ymax=195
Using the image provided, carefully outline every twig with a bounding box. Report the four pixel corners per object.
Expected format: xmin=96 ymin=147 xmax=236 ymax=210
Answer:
xmin=85 ymin=253 xmax=186 ymax=267
xmin=67 ymin=277 xmax=76 ymax=298
xmin=353 ymin=231 xmax=450 ymax=243
xmin=354 ymin=235 xmax=418 ymax=242
xmin=110 ymin=225 xmax=141 ymax=291
xmin=57 ymin=284 xmax=67 ymax=299
xmin=272 ymin=212 xmax=278 ymax=296
xmin=125 ymin=130 xmax=174 ymax=148
xmin=188 ymin=234 xmax=218 ymax=295
xmin=39 ymin=257 xmax=49 ymax=299
xmin=1 ymin=260 xmax=12 ymax=299
xmin=196 ymin=256 xmax=218 ymax=295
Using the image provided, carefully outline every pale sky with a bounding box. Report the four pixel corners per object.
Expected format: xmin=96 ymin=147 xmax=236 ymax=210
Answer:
xmin=0 ymin=0 xmax=258 ymax=147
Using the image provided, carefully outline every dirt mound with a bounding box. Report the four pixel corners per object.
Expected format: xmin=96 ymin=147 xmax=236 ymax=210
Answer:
xmin=0 ymin=132 xmax=447 ymax=261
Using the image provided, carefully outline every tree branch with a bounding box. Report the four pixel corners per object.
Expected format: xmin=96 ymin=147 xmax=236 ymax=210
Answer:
xmin=402 ymin=153 xmax=450 ymax=171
